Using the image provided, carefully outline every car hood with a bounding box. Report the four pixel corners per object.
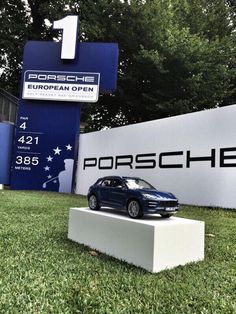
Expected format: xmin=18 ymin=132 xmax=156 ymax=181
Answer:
xmin=140 ymin=189 xmax=177 ymax=200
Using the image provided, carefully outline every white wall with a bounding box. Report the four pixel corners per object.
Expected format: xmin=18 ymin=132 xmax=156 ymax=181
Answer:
xmin=75 ymin=105 xmax=236 ymax=208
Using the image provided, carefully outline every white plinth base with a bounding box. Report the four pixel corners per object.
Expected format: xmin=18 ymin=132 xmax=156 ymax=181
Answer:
xmin=68 ymin=208 xmax=205 ymax=272
xmin=0 ymin=184 xmax=3 ymax=190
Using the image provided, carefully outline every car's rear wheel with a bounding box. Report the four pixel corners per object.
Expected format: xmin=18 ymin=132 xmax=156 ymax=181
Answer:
xmin=160 ymin=214 xmax=172 ymax=218
xmin=88 ymin=194 xmax=100 ymax=210
xmin=127 ymin=200 xmax=143 ymax=219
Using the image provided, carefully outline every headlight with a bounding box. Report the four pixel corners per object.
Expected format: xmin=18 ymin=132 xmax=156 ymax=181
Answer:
xmin=142 ymin=193 xmax=158 ymax=200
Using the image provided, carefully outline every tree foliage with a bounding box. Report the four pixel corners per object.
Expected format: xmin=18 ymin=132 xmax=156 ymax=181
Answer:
xmin=0 ymin=0 xmax=235 ymax=130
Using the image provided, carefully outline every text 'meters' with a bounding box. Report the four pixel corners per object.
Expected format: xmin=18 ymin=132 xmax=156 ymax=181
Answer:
xmin=23 ymin=70 xmax=100 ymax=102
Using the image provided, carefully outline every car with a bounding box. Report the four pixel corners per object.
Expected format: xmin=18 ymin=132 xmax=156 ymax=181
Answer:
xmin=87 ymin=176 xmax=179 ymax=219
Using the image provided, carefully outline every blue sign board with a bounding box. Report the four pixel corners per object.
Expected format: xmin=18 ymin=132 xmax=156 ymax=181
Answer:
xmin=11 ymin=101 xmax=80 ymax=191
xmin=22 ymin=41 xmax=118 ymax=93
xmin=0 ymin=123 xmax=14 ymax=184
xmin=10 ymin=16 xmax=119 ymax=192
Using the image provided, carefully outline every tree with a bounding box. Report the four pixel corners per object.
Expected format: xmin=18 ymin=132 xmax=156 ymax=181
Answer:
xmin=0 ymin=0 xmax=235 ymax=130
xmin=84 ymin=0 xmax=236 ymax=130
xmin=0 ymin=0 xmax=28 ymax=94
xmin=0 ymin=0 xmax=76 ymax=94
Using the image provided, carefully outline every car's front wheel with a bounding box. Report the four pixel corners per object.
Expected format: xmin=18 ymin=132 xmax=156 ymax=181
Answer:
xmin=88 ymin=194 xmax=100 ymax=211
xmin=127 ymin=199 xmax=143 ymax=219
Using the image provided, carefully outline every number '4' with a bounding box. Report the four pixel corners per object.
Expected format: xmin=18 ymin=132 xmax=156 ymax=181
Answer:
xmin=19 ymin=122 xmax=27 ymax=130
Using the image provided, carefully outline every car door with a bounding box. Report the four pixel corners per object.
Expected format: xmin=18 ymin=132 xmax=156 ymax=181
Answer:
xmin=97 ymin=178 xmax=112 ymax=206
xmin=109 ymin=178 xmax=126 ymax=208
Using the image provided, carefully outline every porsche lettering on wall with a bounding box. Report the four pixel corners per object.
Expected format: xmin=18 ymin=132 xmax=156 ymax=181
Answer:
xmin=75 ymin=105 xmax=236 ymax=209
xmin=83 ymin=147 xmax=236 ymax=170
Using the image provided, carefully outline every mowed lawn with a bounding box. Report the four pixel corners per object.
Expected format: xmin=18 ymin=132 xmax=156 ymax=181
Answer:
xmin=0 ymin=190 xmax=236 ymax=314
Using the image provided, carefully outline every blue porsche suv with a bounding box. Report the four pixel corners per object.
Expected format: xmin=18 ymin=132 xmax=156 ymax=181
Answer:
xmin=87 ymin=176 xmax=179 ymax=219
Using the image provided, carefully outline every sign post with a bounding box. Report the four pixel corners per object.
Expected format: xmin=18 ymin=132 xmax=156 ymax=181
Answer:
xmin=11 ymin=16 xmax=118 ymax=192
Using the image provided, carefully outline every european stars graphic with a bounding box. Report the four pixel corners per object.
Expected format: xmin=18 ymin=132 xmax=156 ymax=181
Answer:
xmin=53 ymin=147 xmax=62 ymax=155
xmin=47 ymin=156 xmax=53 ymax=162
xmin=66 ymin=144 xmax=72 ymax=150
xmin=42 ymin=144 xmax=73 ymax=190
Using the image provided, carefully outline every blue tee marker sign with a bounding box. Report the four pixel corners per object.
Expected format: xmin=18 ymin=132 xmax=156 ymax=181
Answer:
xmin=11 ymin=16 xmax=118 ymax=192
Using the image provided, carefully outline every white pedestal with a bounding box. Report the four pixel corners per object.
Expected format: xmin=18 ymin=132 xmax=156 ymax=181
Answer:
xmin=68 ymin=208 xmax=205 ymax=272
xmin=0 ymin=184 xmax=3 ymax=190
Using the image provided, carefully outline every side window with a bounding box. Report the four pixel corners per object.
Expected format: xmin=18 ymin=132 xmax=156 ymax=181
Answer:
xmin=101 ymin=179 xmax=112 ymax=187
xmin=112 ymin=179 xmax=123 ymax=188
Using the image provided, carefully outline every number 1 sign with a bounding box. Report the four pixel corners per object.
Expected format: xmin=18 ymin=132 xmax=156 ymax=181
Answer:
xmin=53 ymin=15 xmax=79 ymax=60
xmin=11 ymin=15 xmax=118 ymax=192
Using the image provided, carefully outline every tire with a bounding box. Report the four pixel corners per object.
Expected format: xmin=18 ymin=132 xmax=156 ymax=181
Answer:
xmin=160 ymin=214 xmax=172 ymax=218
xmin=88 ymin=194 xmax=100 ymax=210
xmin=127 ymin=199 xmax=143 ymax=219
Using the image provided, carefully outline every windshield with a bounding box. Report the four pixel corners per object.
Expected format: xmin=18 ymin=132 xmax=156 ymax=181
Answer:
xmin=125 ymin=178 xmax=154 ymax=190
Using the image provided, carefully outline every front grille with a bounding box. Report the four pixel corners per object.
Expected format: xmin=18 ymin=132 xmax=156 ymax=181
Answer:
xmin=148 ymin=200 xmax=178 ymax=208
xmin=159 ymin=200 xmax=178 ymax=208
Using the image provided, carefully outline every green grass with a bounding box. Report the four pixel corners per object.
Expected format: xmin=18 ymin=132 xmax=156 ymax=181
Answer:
xmin=0 ymin=190 xmax=236 ymax=314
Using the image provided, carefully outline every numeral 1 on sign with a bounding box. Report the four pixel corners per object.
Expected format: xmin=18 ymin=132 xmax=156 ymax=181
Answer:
xmin=53 ymin=15 xmax=79 ymax=60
